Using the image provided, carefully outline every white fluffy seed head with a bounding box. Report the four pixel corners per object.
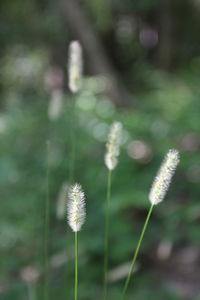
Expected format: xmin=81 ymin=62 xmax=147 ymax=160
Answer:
xmin=149 ymin=149 xmax=180 ymax=205
xmin=68 ymin=41 xmax=83 ymax=93
xmin=67 ymin=183 xmax=86 ymax=232
xmin=105 ymin=122 xmax=122 ymax=170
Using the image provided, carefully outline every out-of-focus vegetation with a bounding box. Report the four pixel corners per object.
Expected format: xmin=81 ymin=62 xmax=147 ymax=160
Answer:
xmin=1 ymin=0 xmax=200 ymax=299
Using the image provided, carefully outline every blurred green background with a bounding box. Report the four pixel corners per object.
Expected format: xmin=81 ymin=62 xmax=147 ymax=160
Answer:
xmin=1 ymin=0 xmax=200 ymax=299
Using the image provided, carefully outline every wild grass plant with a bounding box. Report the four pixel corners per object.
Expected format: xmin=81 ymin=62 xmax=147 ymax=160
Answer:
xmin=65 ymin=41 xmax=84 ymax=300
xmin=104 ymin=122 xmax=122 ymax=299
xmin=42 ymin=40 xmax=83 ymax=300
xmin=63 ymin=42 xmax=181 ymax=300
xmin=67 ymin=184 xmax=86 ymax=300
xmin=121 ymin=150 xmax=180 ymax=298
xmin=45 ymin=41 xmax=181 ymax=300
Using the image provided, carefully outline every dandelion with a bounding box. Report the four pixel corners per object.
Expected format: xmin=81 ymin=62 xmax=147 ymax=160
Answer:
xmin=103 ymin=121 xmax=122 ymax=300
xmin=68 ymin=41 xmax=83 ymax=93
xmin=121 ymin=149 xmax=180 ymax=299
xmin=67 ymin=183 xmax=86 ymax=300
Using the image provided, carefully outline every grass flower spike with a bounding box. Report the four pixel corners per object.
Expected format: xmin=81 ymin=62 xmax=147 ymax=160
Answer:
xmin=68 ymin=183 xmax=86 ymax=232
xmin=105 ymin=121 xmax=122 ymax=170
xmin=68 ymin=41 xmax=83 ymax=93
xmin=122 ymin=149 xmax=180 ymax=299
xmin=149 ymin=149 xmax=180 ymax=205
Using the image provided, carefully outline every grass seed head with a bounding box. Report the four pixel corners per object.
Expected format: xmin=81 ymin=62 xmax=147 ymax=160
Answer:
xmin=68 ymin=41 xmax=83 ymax=93
xmin=149 ymin=149 xmax=180 ymax=205
xmin=67 ymin=183 xmax=86 ymax=232
xmin=105 ymin=121 xmax=122 ymax=170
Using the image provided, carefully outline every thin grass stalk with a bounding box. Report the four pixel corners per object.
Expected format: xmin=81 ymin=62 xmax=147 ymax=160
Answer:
xmin=27 ymin=284 xmax=36 ymax=300
xmin=103 ymin=169 xmax=112 ymax=300
xmin=66 ymin=100 xmax=76 ymax=300
xmin=121 ymin=204 xmax=154 ymax=299
xmin=69 ymin=99 xmax=76 ymax=183
xmin=68 ymin=41 xmax=82 ymax=298
xmin=68 ymin=40 xmax=82 ymax=183
xmin=75 ymin=231 xmax=78 ymax=300
xmin=44 ymin=140 xmax=50 ymax=300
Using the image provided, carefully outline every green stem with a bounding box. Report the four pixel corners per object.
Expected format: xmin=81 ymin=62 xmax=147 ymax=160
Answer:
xmin=75 ymin=231 xmax=78 ymax=300
xmin=121 ymin=204 xmax=154 ymax=299
xmin=68 ymin=100 xmax=76 ymax=300
xmin=27 ymin=284 xmax=36 ymax=300
xmin=69 ymin=99 xmax=76 ymax=183
xmin=44 ymin=141 xmax=50 ymax=300
xmin=67 ymin=99 xmax=77 ymax=300
xmin=103 ymin=169 xmax=112 ymax=300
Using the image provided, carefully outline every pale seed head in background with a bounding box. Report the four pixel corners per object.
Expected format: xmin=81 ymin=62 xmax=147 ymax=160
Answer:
xmin=149 ymin=149 xmax=180 ymax=205
xmin=105 ymin=121 xmax=123 ymax=170
xmin=67 ymin=183 xmax=86 ymax=232
xmin=56 ymin=182 xmax=69 ymax=220
xmin=68 ymin=41 xmax=83 ymax=93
